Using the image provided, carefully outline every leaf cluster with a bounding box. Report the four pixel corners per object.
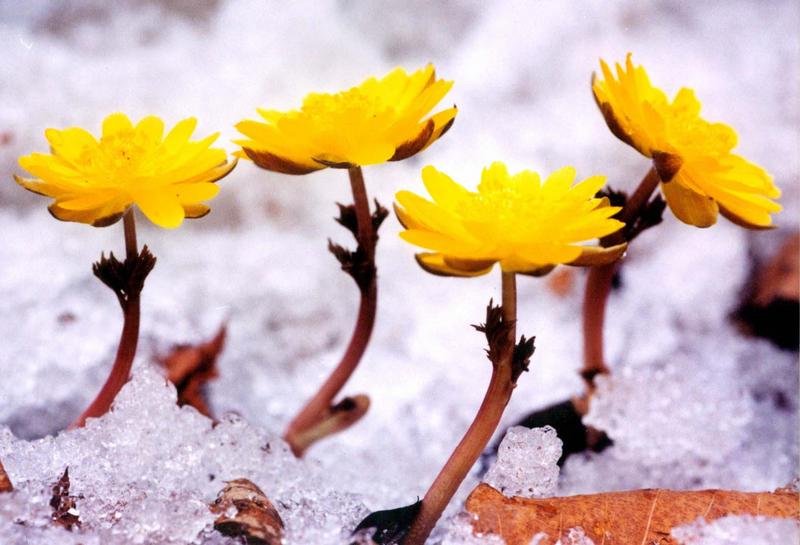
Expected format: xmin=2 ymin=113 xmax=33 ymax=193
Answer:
xmin=92 ymin=246 xmax=157 ymax=308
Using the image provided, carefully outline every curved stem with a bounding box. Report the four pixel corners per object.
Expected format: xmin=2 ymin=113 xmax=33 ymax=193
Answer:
xmin=284 ymin=167 xmax=378 ymax=456
xmin=404 ymin=272 xmax=518 ymax=545
xmin=348 ymin=166 xmax=375 ymax=262
xmin=581 ymin=263 xmax=616 ymax=388
xmin=580 ymin=167 xmax=660 ymax=389
xmin=284 ymin=281 xmax=376 ymax=456
xmin=70 ymin=211 xmax=140 ymax=429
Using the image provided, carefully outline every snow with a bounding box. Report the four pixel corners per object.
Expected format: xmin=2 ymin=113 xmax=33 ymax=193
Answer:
xmin=671 ymin=515 xmax=800 ymax=545
xmin=1 ymin=0 xmax=798 ymax=544
xmin=483 ymin=426 xmax=561 ymax=499
xmin=1 ymin=365 xmax=369 ymax=545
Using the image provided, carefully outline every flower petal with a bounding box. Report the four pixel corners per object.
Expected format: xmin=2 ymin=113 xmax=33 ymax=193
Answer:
xmin=415 ymin=253 xmax=495 ymax=278
xmin=102 ymin=113 xmax=133 ymax=139
xmin=134 ymin=190 xmax=185 ymax=229
xmin=661 ymin=178 xmax=719 ymax=228
xmin=568 ymin=242 xmax=628 ymax=266
xmin=136 ymin=116 xmax=165 ymax=142
xmin=243 ymin=147 xmax=323 ymax=175
xmin=183 ymin=203 xmax=211 ymax=219
xmin=174 ymin=182 xmax=220 ymax=203
xmin=421 ymin=165 xmax=470 ymax=211
xmin=390 ymin=119 xmax=434 ymax=161
xmin=161 ymin=117 xmax=198 ymax=152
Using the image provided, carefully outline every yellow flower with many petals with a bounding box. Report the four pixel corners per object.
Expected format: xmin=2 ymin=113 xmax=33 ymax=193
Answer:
xmin=15 ymin=113 xmax=236 ymax=229
xmin=592 ymin=54 xmax=781 ymax=228
xmin=234 ymin=64 xmax=456 ymax=174
xmin=395 ymin=162 xmax=627 ymax=277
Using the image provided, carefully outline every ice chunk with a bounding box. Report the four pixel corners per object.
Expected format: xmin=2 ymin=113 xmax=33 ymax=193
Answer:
xmin=483 ymin=426 xmax=561 ymax=499
xmin=671 ymin=515 xmax=800 ymax=545
xmin=0 ymin=364 xmax=369 ymax=545
xmin=584 ymin=353 xmax=754 ymax=466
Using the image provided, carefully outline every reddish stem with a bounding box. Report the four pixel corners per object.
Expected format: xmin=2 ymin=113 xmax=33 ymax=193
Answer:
xmin=284 ymin=166 xmax=378 ymax=456
xmin=70 ymin=210 xmax=140 ymax=429
xmin=580 ymin=167 xmax=661 ymax=388
xmin=404 ymin=272 xmax=518 ymax=545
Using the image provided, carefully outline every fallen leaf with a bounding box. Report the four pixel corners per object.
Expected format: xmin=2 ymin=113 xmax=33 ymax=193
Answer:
xmin=752 ymin=233 xmax=800 ymax=305
xmin=210 ymin=478 xmax=284 ymax=545
xmin=0 ymin=459 xmax=12 ymax=493
xmin=50 ymin=468 xmax=81 ymax=530
xmin=466 ymin=483 xmax=799 ymax=545
xmin=735 ymin=232 xmax=799 ymax=350
xmin=159 ymin=325 xmax=226 ymax=418
xmin=351 ymin=499 xmax=422 ymax=544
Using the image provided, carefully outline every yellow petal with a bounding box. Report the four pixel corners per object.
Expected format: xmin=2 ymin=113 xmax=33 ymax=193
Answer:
xmin=415 ymin=252 xmax=495 ymax=278
xmin=400 ymin=229 xmax=481 ymax=257
xmin=183 ymin=203 xmax=211 ymax=219
xmin=393 ymin=202 xmax=423 ymax=230
xmin=242 ymin=147 xmax=323 ymax=175
xmin=568 ymin=243 xmax=628 ymax=266
xmin=174 ymin=182 xmax=220 ymax=203
xmin=421 ymin=165 xmax=469 ymax=211
xmin=395 ymin=190 xmax=463 ymax=236
xmin=102 ymin=113 xmax=133 ymax=138
xmin=390 ymin=119 xmax=434 ymax=161
xmin=161 ymin=117 xmax=197 ymax=152
xmin=499 ymin=255 xmax=555 ymax=276
xmin=45 ymin=127 xmax=97 ymax=166
xmin=542 ymin=166 xmax=577 ymax=196
xmin=13 ymin=174 xmax=61 ymax=197
xmin=423 ymin=106 xmax=457 ymax=148
xmin=48 ymin=200 xmax=129 ymax=227
xmin=56 ymin=190 xmax=120 ymax=211
xmin=569 ymin=175 xmax=608 ymax=201
xmin=661 ymin=178 xmax=719 ymax=228
xmin=136 ymin=116 xmax=165 ymax=142
xmin=134 ymin=190 xmax=185 ymax=229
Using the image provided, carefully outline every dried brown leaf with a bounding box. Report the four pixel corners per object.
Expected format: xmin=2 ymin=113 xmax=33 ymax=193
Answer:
xmin=159 ymin=325 xmax=226 ymax=418
xmin=735 ymin=232 xmax=800 ymax=350
xmin=466 ymin=483 xmax=799 ymax=545
xmin=211 ymin=479 xmax=284 ymax=545
xmin=50 ymin=468 xmax=81 ymax=530
xmin=0 ymin=459 xmax=12 ymax=493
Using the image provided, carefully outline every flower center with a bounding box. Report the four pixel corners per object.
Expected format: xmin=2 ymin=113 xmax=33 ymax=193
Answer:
xmin=302 ymin=88 xmax=393 ymax=129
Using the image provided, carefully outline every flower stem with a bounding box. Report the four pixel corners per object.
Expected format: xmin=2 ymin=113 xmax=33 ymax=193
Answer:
xmin=70 ymin=210 xmax=141 ymax=429
xmin=580 ymin=167 xmax=660 ymax=389
xmin=284 ymin=167 xmax=378 ymax=456
xmin=404 ymin=272 xmax=518 ymax=545
xmin=348 ymin=166 xmax=376 ymax=262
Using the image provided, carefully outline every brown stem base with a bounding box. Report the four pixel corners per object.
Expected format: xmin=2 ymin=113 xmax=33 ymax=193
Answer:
xmin=404 ymin=365 xmax=514 ymax=545
xmin=404 ymin=273 xmax=522 ymax=545
xmin=69 ymin=210 xmax=147 ymax=429
xmin=283 ymin=167 xmax=379 ymax=456
xmin=580 ymin=167 xmax=661 ymax=387
xmin=70 ymin=295 xmax=140 ymax=429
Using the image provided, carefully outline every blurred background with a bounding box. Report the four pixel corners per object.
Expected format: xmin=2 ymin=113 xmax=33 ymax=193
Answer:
xmin=0 ymin=0 xmax=798 ymax=516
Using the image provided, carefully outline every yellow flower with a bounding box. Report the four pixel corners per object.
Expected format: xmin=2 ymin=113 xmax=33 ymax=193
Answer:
xmin=14 ymin=113 xmax=236 ymax=229
xmin=234 ymin=64 xmax=456 ymax=174
xmin=593 ymin=54 xmax=781 ymax=228
xmin=395 ymin=162 xmax=627 ymax=277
